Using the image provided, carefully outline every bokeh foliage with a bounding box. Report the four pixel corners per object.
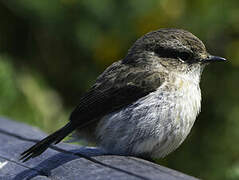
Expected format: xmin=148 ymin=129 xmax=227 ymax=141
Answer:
xmin=0 ymin=0 xmax=238 ymax=179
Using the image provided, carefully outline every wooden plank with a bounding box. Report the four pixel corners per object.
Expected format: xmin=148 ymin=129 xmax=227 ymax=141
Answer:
xmin=0 ymin=156 xmax=41 ymax=180
xmin=0 ymin=118 xmax=198 ymax=180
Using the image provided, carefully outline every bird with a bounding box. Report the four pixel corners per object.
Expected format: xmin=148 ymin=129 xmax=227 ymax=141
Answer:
xmin=20 ymin=28 xmax=226 ymax=162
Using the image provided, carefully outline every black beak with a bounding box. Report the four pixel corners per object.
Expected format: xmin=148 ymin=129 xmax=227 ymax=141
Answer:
xmin=204 ymin=55 xmax=227 ymax=63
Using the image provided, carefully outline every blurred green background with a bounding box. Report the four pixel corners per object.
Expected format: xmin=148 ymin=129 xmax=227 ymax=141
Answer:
xmin=0 ymin=0 xmax=238 ymax=179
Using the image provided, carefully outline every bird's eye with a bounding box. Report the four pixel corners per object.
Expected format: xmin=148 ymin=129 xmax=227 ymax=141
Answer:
xmin=154 ymin=46 xmax=192 ymax=62
xmin=178 ymin=51 xmax=191 ymax=61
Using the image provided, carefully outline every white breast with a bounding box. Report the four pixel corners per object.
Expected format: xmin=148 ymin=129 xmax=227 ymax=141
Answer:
xmin=96 ymin=75 xmax=201 ymax=158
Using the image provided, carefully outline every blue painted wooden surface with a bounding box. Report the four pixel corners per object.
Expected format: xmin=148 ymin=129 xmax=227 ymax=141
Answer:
xmin=0 ymin=118 xmax=198 ymax=180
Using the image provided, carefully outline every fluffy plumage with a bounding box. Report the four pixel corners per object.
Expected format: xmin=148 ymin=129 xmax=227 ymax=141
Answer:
xmin=20 ymin=28 xmax=225 ymax=162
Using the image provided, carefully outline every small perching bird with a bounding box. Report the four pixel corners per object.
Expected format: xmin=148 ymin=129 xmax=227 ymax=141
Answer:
xmin=20 ymin=28 xmax=226 ymax=162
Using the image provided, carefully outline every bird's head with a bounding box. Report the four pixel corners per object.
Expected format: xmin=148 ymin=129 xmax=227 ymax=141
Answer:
xmin=124 ymin=29 xmax=226 ymax=77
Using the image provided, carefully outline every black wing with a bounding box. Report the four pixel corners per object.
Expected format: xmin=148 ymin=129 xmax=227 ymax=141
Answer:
xmin=70 ymin=84 xmax=151 ymax=123
xmin=70 ymin=61 xmax=162 ymax=125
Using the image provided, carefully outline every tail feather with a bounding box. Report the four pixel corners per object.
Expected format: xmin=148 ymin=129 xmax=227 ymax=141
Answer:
xmin=20 ymin=122 xmax=75 ymax=162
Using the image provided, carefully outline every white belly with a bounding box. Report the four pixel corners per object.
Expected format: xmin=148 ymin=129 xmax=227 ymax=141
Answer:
xmin=96 ymin=80 xmax=201 ymax=158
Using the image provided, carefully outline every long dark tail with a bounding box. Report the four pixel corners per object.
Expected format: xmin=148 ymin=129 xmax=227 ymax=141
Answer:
xmin=20 ymin=122 xmax=75 ymax=162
